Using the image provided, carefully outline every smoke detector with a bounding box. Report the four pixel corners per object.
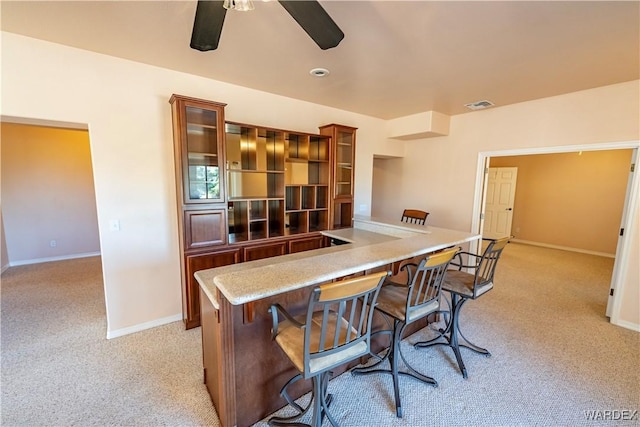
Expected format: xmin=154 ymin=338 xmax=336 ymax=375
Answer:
xmin=465 ymin=100 xmax=495 ymax=110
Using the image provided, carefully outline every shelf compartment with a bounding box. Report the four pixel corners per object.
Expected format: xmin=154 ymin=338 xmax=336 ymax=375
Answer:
xmin=228 ymin=201 xmax=248 ymax=243
xmin=316 ymin=186 xmax=328 ymax=209
xmin=187 ymin=124 xmax=219 ymax=155
xmin=307 ymin=161 xmax=329 ymax=185
xmin=309 ymin=210 xmax=328 ymax=232
xmin=285 ymin=161 xmax=309 ymax=185
xmin=268 ymin=200 xmax=285 ymax=238
xmin=287 ymin=133 xmax=309 ymax=160
xmin=286 ymin=211 xmax=308 ymax=235
xmin=333 ymin=201 xmax=353 ymax=229
xmin=285 ymin=186 xmax=301 ymax=211
xmin=267 ymin=172 xmax=284 ymax=198
xmin=309 ymin=136 xmax=330 ymax=161
xmin=302 ymin=186 xmax=316 ymax=210
xmin=250 ymin=221 xmax=267 ymax=240
xmin=262 ymin=130 xmax=285 ymax=172
xmin=250 ymin=200 xmax=267 ymax=221
xmin=227 ymin=170 xmax=284 ymax=199
xmin=226 ymin=124 xmax=259 ymax=171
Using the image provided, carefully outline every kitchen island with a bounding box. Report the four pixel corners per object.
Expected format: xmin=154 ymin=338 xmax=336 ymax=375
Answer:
xmin=195 ymin=216 xmax=480 ymax=427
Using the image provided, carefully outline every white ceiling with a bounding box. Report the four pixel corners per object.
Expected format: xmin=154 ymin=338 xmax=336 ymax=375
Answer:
xmin=1 ymin=1 xmax=638 ymax=119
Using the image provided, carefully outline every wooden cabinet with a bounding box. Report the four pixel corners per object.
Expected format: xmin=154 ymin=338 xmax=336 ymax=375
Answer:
xmin=171 ymin=95 xmax=229 ymax=328
xmin=288 ymin=234 xmax=327 ymax=254
xmin=184 ymin=209 xmax=227 ymax=250
xmin=243 ymin=240 xmax=287 ymax=262
xmin=319 ymin=124 xmax=357 ymax=228
xmin=171 ymin=95 xmax=354 ymax=329
xmin=184 ymin=248 xmax=241 ymax=329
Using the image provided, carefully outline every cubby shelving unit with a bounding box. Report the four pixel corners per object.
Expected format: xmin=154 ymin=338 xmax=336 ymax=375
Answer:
xmin=284 ymin=132 xmax=330 ymax=235
xmin=225 ymin=123 xmax=330 ymax=240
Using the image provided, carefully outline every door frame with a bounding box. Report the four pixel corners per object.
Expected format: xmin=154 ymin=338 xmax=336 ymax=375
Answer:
xmin=471 ymin=140 xmax=640 ymax=329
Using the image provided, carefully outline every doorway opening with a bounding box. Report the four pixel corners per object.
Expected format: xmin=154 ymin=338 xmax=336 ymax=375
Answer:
xmin=472 ymin=141 xmax=639 ymax=329
xmin=1 ymin=117 xmax=101 ymax=271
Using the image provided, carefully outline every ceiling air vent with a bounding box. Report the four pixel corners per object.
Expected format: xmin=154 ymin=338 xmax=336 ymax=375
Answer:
xmin=465 ymin=100 xmax=495 ymax=110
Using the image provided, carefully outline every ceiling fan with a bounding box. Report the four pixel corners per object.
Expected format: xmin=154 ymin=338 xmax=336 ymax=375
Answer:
xmin=190 ymin=0 xmax=344 ymax=52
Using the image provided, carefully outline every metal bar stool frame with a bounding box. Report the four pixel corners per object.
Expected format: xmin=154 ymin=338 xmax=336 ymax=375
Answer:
xmin=351 ymin=248 xmax=458 ymax=418
xmin=414 ymin=237 xmax=509 ymax=378
xmin=268 ymin=271 xmax=388 ymax=427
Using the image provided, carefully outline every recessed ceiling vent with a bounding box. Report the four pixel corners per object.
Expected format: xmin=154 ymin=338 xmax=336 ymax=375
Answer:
xmin=465 ymin=100 xmax=495 ymax=110
xmin=309 ymin=68 xmax=330 ymax=77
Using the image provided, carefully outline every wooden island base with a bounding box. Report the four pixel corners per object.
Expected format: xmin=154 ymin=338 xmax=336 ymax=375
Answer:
xmin=200 ymin=279 xmax=433 ymax=427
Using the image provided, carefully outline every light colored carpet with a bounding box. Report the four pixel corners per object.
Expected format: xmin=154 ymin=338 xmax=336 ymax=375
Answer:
xmin=0 ymin=256 xmax=219 ymax=426
xmin=1 ymin=243 xmax=638 ymax=426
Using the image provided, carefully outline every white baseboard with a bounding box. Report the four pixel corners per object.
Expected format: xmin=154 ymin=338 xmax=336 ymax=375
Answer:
xmin=510 ymin=239 xmax=615 ymax=258
xmin=611 ymin=318 xmax=640 ymax=333
xmin=1 ymin=263 xmax=10 ymax=274
xmin=106 ymin=313 xmax=183 ymax=339
xmin=8 ymin=251 xmax=101 ymax=266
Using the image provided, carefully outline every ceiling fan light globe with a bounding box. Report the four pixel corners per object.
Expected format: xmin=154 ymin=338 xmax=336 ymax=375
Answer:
xmin=224 ymin=0 xmax=255 ymax=11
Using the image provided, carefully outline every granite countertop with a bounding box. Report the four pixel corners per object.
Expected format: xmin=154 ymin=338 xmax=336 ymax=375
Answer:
xmin=195 ymin=216 xmax=480 ymax=308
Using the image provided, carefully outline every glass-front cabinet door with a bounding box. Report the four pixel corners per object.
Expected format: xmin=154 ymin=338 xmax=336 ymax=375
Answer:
xmin=319 ymin=124 xmax=357 ymax=229
xmin=334 ymin=128 xmax=354 ymax=197
xmin=170 ymin=95 xmax=227 ymax=205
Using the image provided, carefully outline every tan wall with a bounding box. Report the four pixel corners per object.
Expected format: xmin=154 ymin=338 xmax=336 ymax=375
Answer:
xmin=1 ymin=123 xmax=100 ymax=263
xmin=490 ymin=150 xmax=632 ymax=255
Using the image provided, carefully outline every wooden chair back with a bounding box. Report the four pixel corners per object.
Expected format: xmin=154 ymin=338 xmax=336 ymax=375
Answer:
xmin=401 ymin=209 xmax=429 ymax=225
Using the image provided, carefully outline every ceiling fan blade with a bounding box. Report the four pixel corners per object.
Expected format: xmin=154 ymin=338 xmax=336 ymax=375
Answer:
xmin=190 ymin=1 xmax=227 ymax=51
xmin=278 ymin=0 xmax=344 ymax=50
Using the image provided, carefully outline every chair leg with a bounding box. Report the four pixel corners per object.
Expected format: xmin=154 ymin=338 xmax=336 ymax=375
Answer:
xmin=353 ymin=319 xmax=437 ymax=418
xmin=319 ymin=372 xmax=339 ymax=427
xmin=389 ymin=321 xmax=403 ymax=418
xmin=268 ymin=372 xmax=336 ymax=427
xmin=448 ymin=297 xmax=468 ymax=379
xmin=415 ymin=293 xmax=491 ymax=379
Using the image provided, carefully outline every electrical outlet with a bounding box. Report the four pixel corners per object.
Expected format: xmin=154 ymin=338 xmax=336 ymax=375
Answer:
xmin=50 ymin=240 xmax=57 ymax=248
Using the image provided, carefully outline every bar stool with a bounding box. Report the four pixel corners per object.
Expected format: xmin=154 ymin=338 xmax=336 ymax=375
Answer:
xmin=267 ymin=271 xmax=388 ymax=427
xmin=415 ymin=237 xmax=509 ymax=378
xmin=351 ymin=248 xmax=458 ymax=418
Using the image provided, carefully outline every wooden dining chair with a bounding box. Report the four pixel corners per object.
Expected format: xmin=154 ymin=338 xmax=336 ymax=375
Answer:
xmin=401 ymin=209 xmax=429 ymax=225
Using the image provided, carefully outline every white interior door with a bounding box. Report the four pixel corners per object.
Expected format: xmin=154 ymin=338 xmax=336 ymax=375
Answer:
xmin=607 ymin=148 xmax=638 ymax=317
xmin=484 ymin=167 xmax=518 ymax=239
